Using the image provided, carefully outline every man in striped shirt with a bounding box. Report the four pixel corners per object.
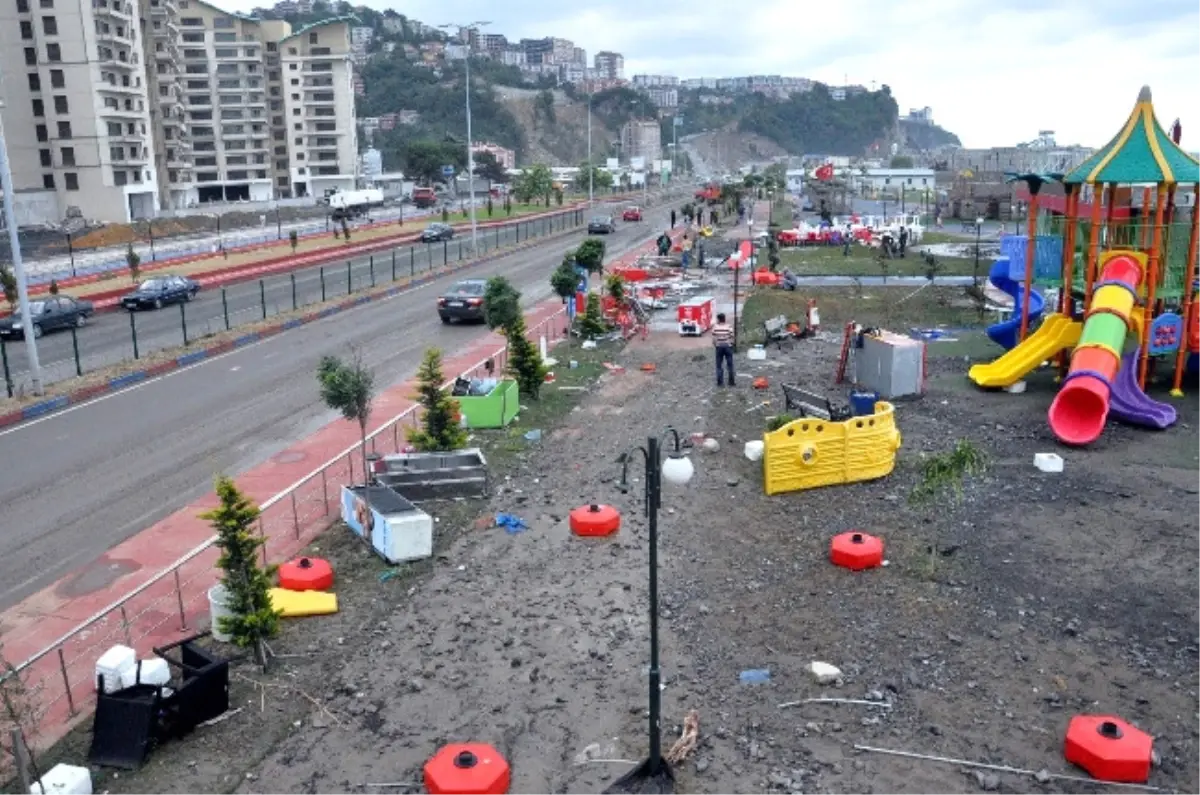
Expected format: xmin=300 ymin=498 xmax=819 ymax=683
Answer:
xmin=712 ymin=313 xmax=736 ymax=387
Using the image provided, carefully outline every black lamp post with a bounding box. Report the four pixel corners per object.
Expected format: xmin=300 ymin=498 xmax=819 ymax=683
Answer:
xmin=606 ymin=428 xmax=694 ymax=795
xmin=65 ymin=231 xmax=75 ymax=278
xmin=146 ymin=219 xmax=156 ymax=261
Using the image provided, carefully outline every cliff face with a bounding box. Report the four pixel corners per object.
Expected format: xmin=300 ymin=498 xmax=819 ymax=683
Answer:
xmin=900 ymin=119 xmax=962 ymax=151
xmin=495 ymin=88 xmax=618 ymax=166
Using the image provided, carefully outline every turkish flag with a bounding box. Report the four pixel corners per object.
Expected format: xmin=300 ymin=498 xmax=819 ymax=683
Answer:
xmin=815 ymin=164 xmax=834 ymax=182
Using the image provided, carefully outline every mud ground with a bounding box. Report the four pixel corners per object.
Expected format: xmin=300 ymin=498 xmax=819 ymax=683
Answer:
xmin=28 ymin=291 xmax=1200 ymax=794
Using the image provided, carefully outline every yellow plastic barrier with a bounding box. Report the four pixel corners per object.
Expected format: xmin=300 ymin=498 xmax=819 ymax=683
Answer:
xmin=762 ymin=402 xmax=902 ymax=495
xmin=269 ymin=587 xmax=339 ymax=618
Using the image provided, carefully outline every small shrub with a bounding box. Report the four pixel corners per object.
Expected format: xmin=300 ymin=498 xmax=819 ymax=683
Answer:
xmin=908 ymin=440 xmax=988 ymax=506
xmin=48 ymin=279 xmax=59 ymax=295
xmin=0 ymin=265 xmax=16 ymax=308
xmin=126 ymin=245 xmax=140 ymax=283
xmin=289 ymin=229 xmax=298 ymax=252
xmin=408 ymin=347 xmax=468 ymax=451
xmin=441 ymin=207 xmax=450 ymax=223
xmin=550 ymin=255 xmax=579 ymax=302
xmin=765 ymin=413 xmax=795 ymax=432
xmin=578 ymin=291 xmax=607 ymax=340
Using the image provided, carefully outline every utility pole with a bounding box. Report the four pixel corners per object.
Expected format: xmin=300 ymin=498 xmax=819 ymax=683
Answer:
xmin=441 ymin=21 xmax=490 ymax=252
xmin=587 ymin=91 xmax=593 ymax=206
xmin=0 ymin=105 xmax=44 ymax=395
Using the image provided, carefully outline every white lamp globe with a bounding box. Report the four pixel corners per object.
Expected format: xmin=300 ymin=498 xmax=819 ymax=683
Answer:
xmin=661 ymin=453 xmax=695 ymax=486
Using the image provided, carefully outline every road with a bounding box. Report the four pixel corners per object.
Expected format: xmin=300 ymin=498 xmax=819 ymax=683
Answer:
xmin=3 ymin=210 xmax=596 ymax=391
xmin=0 ymin=219 xmax=665 ymax=610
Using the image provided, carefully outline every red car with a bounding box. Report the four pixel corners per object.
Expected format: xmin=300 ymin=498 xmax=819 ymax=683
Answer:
xmin=622 ymin=206 xmax=642 ymax=221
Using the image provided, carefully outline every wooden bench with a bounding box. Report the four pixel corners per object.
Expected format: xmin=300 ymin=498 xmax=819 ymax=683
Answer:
xmin=781 ymin=384 xmax=852 ymax=422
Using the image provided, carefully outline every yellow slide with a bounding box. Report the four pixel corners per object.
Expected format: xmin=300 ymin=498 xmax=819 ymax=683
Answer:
xmin=969 ymin=314 xmax=1082 ymax=388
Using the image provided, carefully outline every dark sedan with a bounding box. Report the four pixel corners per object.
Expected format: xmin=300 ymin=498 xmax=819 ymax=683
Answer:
xmin=0 ymin=295 xmax=94 ymax=340
xmin=587 ymin=215 xmax=616 ymax=234
xmin=437 ymin=279 xmax=487 ymax=324
xmin=420 ymin=223 xmax=455 ymax=243
xmin=121 ymin=275 xmax=200 ymax=310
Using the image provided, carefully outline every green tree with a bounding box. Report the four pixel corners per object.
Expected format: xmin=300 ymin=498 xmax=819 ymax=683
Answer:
xmin=126 ymin=244 xmax=140 ymax=283
xmin=407 ymin=347 xmax=468 ymax=451
xmin=289 ymin=229 xmax=298 ymax=252
xmin=472 ymin=150 xmax=508 ymax=184
xmin=890 ymin=155 xmax=914 ymax=168
xmin=484 ymin=276 xmax=547 ymax=400
xmin=555 ymin=188 xmax=563 ymax=206
xmin=551 ymin=254 xmax=579 ymax=302
xmin=605 ymin=272 xmax=625 ymax=302
xmin=406 ymin=140 xmax=462 ymax=186
xmin=0 ymin=265 xmax=16 ymax=309
xmin=513 ymin=163 xmax=553 ymax=205
xmin=48 ymin=279 xmax=59 ymax=296
xmin=486 ymin=196 xmax=494 ymax=217
xmin=201 ymin=475 xmax=280 ymax=666
xmin=575 ymin=164 xmax=615 ymax=192
xmin=534 ymin=89 xmax=556 ymax=126
xmin=317 ymin=353 xmax=375 ymax=485
xmin=574 ymin=237 xmax=605 ymax=275
xmin=578 ymin=291 xmax=607 ymax=340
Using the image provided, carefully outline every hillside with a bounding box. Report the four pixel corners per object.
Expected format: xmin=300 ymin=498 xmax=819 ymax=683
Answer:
xmin=494 ymin=87 xmax=619 ymax=166
xmin=899 ymin=119 xmax=962 ymax=151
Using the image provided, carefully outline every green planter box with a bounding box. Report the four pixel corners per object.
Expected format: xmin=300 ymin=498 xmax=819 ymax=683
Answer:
xmin=455 ymin=378 xmax=519 ymax=428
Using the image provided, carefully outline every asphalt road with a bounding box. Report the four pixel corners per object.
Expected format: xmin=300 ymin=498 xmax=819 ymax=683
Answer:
xmin=0 ymin=218 xmax=665 ymax=610
xmin=2 ymin=209 xmax=602 ymax=391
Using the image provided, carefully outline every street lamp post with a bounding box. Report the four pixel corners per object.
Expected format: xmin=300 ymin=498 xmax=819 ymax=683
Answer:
xmin=607 ymin=428 xmax=694 ymax=795
xmin=440 ymin=21 xmax=490 ymax=254
xmin=0 ymin=106 xmax=44 ymax=395
xmin=587 ymin=91 xmax=593 ymax=206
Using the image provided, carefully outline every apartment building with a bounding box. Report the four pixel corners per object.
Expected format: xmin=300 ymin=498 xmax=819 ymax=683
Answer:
xmin=278 ymin=18 xmax=359 ymax=198
xmin=593 ymin=51 xmax=623 ymax=80
xmin=645 ymin=87 xmax=677 ymax=109
xmin=2 ymin=0 xmax=160 ymax=223
xmin=0 ymin=0 xmax=357 ymax=223
xmin=620 ymin=120 xmax=661 ymax=166
xmin=471 ymin=141 xmax=514 ymax=170
xmin=632 ymin=74 xmax=677 ymax=88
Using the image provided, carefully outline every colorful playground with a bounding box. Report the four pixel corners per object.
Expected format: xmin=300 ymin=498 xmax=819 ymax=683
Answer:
xmin=968 ymin=86 xmax=1198 ymax=446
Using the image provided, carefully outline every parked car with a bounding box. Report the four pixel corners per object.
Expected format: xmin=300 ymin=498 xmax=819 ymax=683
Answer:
xmin=622 ymin=206 xmax=642 ymax=222
xmin=437 ymin=279 xmax=488 ymax=324
xmin=420 ymin=223 xmax=455 ymax=243
xmin=0 ymin=296 xmax=94 ymax=340
xmin=121 ymin=275 xmax=200 ymax=311
xmin=588 ymin=215 xmax=616 ymax=234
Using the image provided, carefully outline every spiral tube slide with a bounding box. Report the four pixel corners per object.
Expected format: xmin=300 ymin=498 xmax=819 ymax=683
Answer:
xmin=1048 ymin=252 xmax=1145 ymax=446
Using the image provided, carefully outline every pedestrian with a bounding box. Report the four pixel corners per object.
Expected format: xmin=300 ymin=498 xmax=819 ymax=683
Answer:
xmin=680 ymin=234 xmax=693 ymax=272
xmin=671 ymin=209 xmax=677 ymax=228
xmin=898 ymin=226 xmax=908 ymax=258
xmin=656 ymin=231 xmax=671 ymax=257
xmin=712 ymin=312 xmax=736 ymax=387
xmin=842 ymin=224 xmax=853 ymax=257
xmin=710 ymin=208 xmax=719 ymax=226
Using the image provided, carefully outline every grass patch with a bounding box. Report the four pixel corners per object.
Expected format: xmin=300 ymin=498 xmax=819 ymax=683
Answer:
xmin=778 ymin=246 xmax=975 ymax=277
xmin=770 ymin=201 xmax=794 ymax=228
xmin=738 ymin=285 xmax=987 ymax=343
xmin=470 ymin=342 xmax=612 ymax=468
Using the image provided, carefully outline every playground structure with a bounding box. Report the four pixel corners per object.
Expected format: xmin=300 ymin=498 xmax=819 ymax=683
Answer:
xmin=969 ymin=86 xmax=1200 ymax=446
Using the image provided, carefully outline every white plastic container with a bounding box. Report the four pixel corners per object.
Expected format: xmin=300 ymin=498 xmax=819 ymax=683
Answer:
xmin=121 ymin=657 xmax=171 ymax=689
xmin=747 ymin=346 xmax=767 ymax=361
xmin=743 ymin=440 xmax=765 ymax=461
xmin=30 ymin=763 xmax=92 ymax=794
xmin=94 ymin=645 xmax=136 ymax=694
xmin=1034 ymin=453 xmax=1064 ymax=473
xmin=208 ymin=584 xmax=234 ymax=642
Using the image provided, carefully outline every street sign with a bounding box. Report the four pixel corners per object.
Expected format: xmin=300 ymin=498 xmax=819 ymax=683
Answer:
xmin=441 ymin=165 xmax=455 ymax=177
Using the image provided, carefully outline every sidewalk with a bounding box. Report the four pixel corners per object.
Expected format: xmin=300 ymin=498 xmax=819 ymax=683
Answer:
xmin=0 ymin=230 xmax=670 ymax=755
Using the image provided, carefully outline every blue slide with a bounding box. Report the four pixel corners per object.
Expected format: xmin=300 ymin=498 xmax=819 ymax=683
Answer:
xmin=985 ymin=257 xmax=1045 ymax=350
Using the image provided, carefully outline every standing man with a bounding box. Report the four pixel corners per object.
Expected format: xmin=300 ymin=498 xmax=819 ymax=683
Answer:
xmin=898 ymin=226 xmax=909 ymax=258
xmin=842 ymin=223 xmax=853 ymax=257
xmin=712 ymin=313 xmax=736 ymax=387
xmin=671 ymin=208 xmax=677 ymax=228
xmin=680 ymin=234 xmax=693 ymax=273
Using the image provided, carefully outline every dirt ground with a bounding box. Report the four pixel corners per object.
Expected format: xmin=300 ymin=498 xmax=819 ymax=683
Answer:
xmin=26 ymin=285 xmax=1200 ymax=794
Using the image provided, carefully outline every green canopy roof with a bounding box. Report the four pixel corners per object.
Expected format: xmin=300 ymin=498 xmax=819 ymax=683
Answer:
xmin=1063 ymin=86 xmax=1200 ymax=185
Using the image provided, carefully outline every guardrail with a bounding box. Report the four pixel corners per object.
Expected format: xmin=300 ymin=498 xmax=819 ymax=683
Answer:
xmin=6 ymin=307 xmax=568 ymax=753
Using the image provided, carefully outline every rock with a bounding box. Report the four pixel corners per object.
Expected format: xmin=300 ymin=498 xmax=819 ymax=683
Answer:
xmin=726 ymin=477 xmax=740 ymax=487
xmin=695 ymin=758 xmax=710 ymax=773
xmin=698 ymin=603 xmax=710 ymax=614
xmin=974 ymin=771 xmax=1000 ymax=791
xmin=808 ymin=661 xmax=842 ymax=684
xmin=702 ymin=437 xmax=720 ymax=452
xmin=573 ymin=743 xmax=602 ymax=765
xmin=310 ymin=714 xmax=329 ymax=729
xmin=1034 ymin=769 xmax=1051 ymax=783
xmin=408 ymin=678 xmax=425 ymax=693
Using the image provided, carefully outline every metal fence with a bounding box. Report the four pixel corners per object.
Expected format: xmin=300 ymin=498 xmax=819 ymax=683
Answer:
xmin=7 ymin=307 xmax=567 ymax=754
xmin=1 ymin=208 xmax=586 ymax=397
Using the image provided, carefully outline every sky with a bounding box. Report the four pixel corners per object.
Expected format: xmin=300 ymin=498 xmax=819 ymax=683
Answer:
xmin=229 ymin=0 xmax=1199 ymax=150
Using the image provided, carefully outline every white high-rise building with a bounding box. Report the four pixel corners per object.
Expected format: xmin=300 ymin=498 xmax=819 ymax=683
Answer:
xmin=0 ymin=0 xmax=359 ymax=222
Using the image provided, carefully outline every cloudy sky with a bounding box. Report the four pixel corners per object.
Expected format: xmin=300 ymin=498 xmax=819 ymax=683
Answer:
xmin=234 ymin=0 xmax=1199 ymax=149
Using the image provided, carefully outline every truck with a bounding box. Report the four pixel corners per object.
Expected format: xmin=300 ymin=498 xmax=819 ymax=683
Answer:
xmin=326 ymin=188 xmax=385 ymax=220
xmin=411 ymin=186 xmax=438 ymax=209
xmin=694 ymin=183 xmax=721 ymax=204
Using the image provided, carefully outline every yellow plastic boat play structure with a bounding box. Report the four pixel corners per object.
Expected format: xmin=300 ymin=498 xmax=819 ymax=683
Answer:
xmin=762 ymin=402 xmax=902 ymax=495
xmin=968 ymin=313 xmax=1082 ymax=388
